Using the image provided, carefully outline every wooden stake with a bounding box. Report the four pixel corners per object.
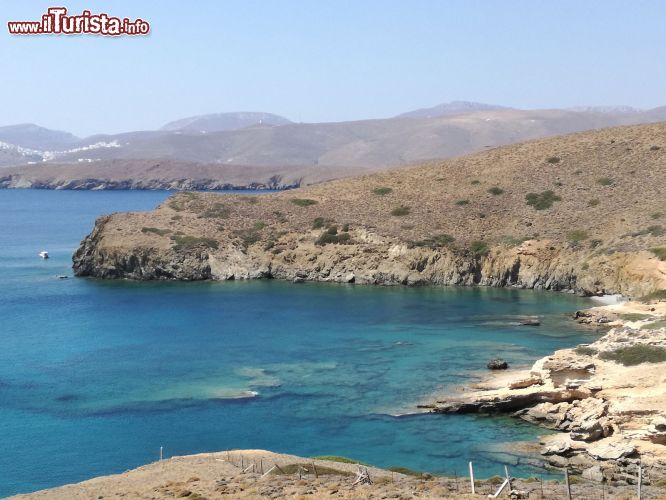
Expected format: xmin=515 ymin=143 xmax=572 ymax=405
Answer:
xmin=638 ymin=461 xmax=642 ymax=500
xmin=312 ymin=461 xmax=318 ymax=478
xmin=159 ymin=446 xmax=163 ymax=461
xmin=564 ymin=468 xmax=572 ymax=500
xmin=504 ymin=465 xmax=512 ymax=492
xmin=469 ymin=462 xmax=475 ymax=495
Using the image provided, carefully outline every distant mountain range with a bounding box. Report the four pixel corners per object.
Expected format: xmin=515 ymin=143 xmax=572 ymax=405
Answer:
xmin=160 ymin=112 xmax=292 ymax=132
xmin=1 ymin=102 xmax=665 ymax=189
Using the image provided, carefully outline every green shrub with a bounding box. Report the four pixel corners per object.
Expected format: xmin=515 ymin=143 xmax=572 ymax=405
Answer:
xmin=575 ymin=346 xmax=597 ymax=356
xmin=312 ymin=456 xmax=367 ymax=465
xmin=471 ymin=179 xmax=481 ymax=185
xmin=373 ymin=187 xmax=393 ymax=196
xmin=648 ymin=225 xmax=665 ymax=236
xmin=409 ymin=234 xmax=455 ymax=249
xmin=312 ymin=217 xmax=333 ymax=229
xmin=567 ymin=230 xmax=589 ymax=243
xmin=651 ymin=248 xmax=666 ymax=261
xmin=316 ymin=232 xmax=351 ymax=246
xmin=233 ymin=228 xmax=262 ymax=247
xmin=270 ymin=463 xmax=353 ymax=477
xmin=487 ymin=187 xmax=504 ymax=195
xmin=471 ymin=240 xmax=490 ymax=257
xmin=599 ymin=345 xmax=666 ymax=365
xmin=597 ymin=177 xmax=615 ymax=186
xmin=650 ymin=145 xmax=661 ymax=151
xmin=499 ymin=235 xmax=529 ymax=247
xmin=546 ymin=156 xmax=560 ymax=164
xmin=640 ymin=290 xmax=666 ymax=302
xmin=587 ymin=198 xmax=600 ymax=207
xmin=171 ymin=235 xmax=219 ymax=251
xmin=640 ymin=320 xmax=666 ymax=330
xmin=525 ymin=190 xmax=562 ymax=210
xmin=291 ymin=198 xmax=318 ymax=207
xmin=342 ymin=223 xmax=350 ymax=232
xmin=651 ymin=212 xmax=663 ymax=220
xmin=253 ymin=221 xmax=266 ymax=230
xmin=391 ymin=206 xmax=410 ymax=216
xmin=387 ymin=466 xmax=423 ymax=477
xmin=455 ymin=199 xmax=470 ymax=206
xmin=620 ymin=313 xmax=651 ymax=321
xmin=141 ymin=227 xmax=171 ymax=236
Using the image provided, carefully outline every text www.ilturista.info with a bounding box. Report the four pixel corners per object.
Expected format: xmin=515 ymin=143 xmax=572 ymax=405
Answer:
xmin=8 ymin=7 xmax=150 ymax=36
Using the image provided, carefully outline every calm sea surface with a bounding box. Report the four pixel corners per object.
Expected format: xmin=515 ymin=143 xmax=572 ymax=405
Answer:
xmin=0 ymin=190 xmax=597 ymax=496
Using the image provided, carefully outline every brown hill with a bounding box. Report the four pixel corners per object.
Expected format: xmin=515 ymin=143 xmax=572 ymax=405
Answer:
xmin=73 ymin=123 xmax=666 ymax=297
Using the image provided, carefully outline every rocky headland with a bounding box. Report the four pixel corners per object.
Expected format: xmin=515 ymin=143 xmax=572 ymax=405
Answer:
xmin=430 ymin=300 xmax=666 ymax=485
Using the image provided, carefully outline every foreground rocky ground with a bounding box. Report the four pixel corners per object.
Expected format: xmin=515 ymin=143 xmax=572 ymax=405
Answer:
xmin=11 ymin=449 xmax=666 ymax=499
xmin=431 ymin=300 xmax=666 ymax=486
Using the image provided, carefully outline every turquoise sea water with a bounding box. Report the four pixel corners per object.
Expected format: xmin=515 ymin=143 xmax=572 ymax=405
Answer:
xmin=0 ymin=190 xmax=597 ymax=496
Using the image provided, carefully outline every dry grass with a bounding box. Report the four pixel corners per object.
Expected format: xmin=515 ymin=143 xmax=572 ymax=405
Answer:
xmin=116 ymin=123 xmax=665 ymax=257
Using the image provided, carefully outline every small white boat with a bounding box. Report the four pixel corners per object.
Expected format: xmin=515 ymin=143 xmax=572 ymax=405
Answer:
xmin=39 ymin=251 xmax=49 ymax=259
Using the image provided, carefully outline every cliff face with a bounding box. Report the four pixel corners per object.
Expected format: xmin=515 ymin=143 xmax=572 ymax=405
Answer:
xmin=72 ymin=123 xmax=666 ymax=297
xmin=73 ymin=214 xmax=664 ymax=298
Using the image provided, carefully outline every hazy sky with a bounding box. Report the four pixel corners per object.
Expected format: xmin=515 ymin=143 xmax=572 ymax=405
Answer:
xmin=2 ymin=0 xmax=665 ymax=136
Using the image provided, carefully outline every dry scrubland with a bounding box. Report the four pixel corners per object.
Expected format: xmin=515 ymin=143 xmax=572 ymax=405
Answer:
xmin=12 ymin=450 xmax=666 ymax=499
xmin=74 ymin=123 xmax=666 ymax=296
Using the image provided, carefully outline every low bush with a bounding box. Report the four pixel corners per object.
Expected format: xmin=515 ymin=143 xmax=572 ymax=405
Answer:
xmin=312 ymin=455 xmax=366 ymax=465
xmin=373 ymin=187 xmax=393 ymax=196
xmin=545 ymin=156 xmax=560 ymax=164
xmin=620 ymin=313 xmax=651 ymax=321
xmin=171 ymin=235 xmax=219 ymax=251
xmin=597 ymin=177 xmax=615 ymax=186
xmin=652 ymin=247 xmax=666 ymax=261
xmin=312 ymin=217 xmax=331 ymax=229
xmin=599 ymin=345 xmax=666 ymax=366
xmin=487 ymin=187 xmax=504 ymax=195
xmin=233 ymin=227 xmax=262 ymax=247
xmin=455 ymin=199 xmax=470 ymax=206
xmin=316 ymin=228 xmax=352 ymax=245
xmin=391 ymin=206 xmax=410 ymax=216
xmin=651 ymin=212 xmax=663 ymax=220
xmin=587 ymin=198 xmax=600 ymax=207
xmin=387 ymin=466 xmax=424 ymax=477
xmin=408 ymin=234 xmax=455 ymax=249
xmin=470 ymin=179 xmax=481 ymax=185
xmin=470 ymin=240 xmax=490 ymax=257
xmin=291 ymin=198 xmax=318 ymax=207
xmin=525 ymin=190 xmax=561 ymax=210
xmin=575 ymin=346 xmax=597 ymax=356
xmin=640 ymin=320 xmax=666 ymax=330
xmin=567 ymin=230 xmax=589 ymax=243
xmin=141 ymin=227 xmax=171 ymax=236
xmin=640 ymin=289 xmax=666 ymax=302
xmin=271 ymin=463 xmax=353 ymax=477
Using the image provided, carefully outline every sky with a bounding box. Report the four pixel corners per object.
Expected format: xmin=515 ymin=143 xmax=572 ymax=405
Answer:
xmin=1 ymin=0 xmax=665 ymax=137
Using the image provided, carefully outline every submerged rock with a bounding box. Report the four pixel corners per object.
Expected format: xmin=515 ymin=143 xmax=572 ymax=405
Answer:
xmin=487 ymin=359 xmax=509 ymax=370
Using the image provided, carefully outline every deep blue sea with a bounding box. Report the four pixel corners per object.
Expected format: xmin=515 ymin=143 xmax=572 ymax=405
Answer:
xmin=0 ymin=190 xmax=597 ymax=496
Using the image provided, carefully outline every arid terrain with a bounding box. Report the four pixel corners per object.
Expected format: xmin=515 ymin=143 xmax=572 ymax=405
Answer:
xmin=11 ymin=449 xmax=666 ymax=499
xmin=73 ymin=123 xmax=666 ymax=298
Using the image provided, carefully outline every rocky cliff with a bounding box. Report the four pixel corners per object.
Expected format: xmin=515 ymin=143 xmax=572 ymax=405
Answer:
xmin=73 ymin=123 xmax=666 ymax=297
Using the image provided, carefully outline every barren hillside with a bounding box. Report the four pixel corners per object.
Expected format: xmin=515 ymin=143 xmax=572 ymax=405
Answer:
xmin=73 ymin=123 xmax=666 ymax=297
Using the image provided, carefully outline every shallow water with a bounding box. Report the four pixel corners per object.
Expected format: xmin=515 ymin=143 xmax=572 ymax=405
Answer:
xmin=0 ymin=190 xmax=597 ymax=495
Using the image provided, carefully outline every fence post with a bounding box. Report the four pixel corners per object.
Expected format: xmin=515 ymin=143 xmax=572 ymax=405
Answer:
xmin=469 ymin=461 xmax=475 ymax=494
xmin=564 ymin=468 xmax=572 ymax=500
xmin=638 ymin=461 xmax=642 ymax=500
xmin=505 ymin=465 xmax=512 ymax=492
xmin=160 ymin=446 xmax=163 ymax=461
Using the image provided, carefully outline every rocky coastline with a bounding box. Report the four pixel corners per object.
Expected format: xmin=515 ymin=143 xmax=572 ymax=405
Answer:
xmin=428 ymin=300 xmax=666 ymax=485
